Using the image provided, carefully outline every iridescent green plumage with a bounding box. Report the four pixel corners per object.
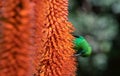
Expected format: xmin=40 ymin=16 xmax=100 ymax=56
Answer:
xmin=73 ymin=36 xmax=92 ymax=57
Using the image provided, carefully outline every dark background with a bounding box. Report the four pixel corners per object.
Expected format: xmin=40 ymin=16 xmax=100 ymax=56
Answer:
xmin=68 ymin=0 xmax=120 ymax=76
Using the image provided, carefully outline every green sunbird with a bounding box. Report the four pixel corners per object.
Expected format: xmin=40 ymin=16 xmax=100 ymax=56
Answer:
xmin=73 ymin=36 xmax=92 ymax=57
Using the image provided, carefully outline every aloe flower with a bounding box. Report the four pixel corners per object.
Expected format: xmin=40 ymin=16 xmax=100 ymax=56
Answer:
xmin=32 ymin=0 xmax=76 ymax=76
xmin=0 ymin=0 xmax=33 ymax=76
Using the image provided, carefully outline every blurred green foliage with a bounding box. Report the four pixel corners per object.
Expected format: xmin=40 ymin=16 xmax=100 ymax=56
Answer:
xmin=68 ymin=0 xmax=120 ymax=76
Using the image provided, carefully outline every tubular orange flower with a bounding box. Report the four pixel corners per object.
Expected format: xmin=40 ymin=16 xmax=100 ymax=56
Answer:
xmin=0 ymin=0 xmax=33 ymax=76
xmin=33 ymin=0 xmax=76 ymax=76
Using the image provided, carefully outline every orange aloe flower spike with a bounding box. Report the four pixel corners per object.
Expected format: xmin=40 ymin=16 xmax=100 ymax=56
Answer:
xmin=0 ymin=0 xmax=33 ymax=76
xmin=33 ymin=0 xmax=76 ymax=76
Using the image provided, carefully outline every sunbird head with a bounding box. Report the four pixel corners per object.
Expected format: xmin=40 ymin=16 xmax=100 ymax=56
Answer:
xmin=73 ymin=36 xmax=92 ymax=57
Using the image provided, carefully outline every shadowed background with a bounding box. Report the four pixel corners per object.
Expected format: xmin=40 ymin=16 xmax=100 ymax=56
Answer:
xmin=68 ymin=0 xmax=120 ymax=76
